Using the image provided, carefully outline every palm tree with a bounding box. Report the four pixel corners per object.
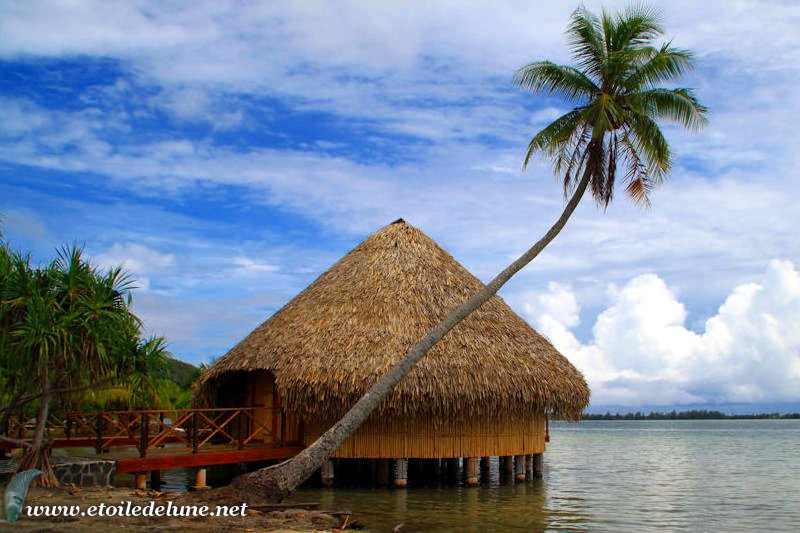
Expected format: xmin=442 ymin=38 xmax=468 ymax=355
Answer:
xmin=241 ymin=4 xmax=707 ymax=501
xmin=0 ymin=244 xmax=170 ymax=485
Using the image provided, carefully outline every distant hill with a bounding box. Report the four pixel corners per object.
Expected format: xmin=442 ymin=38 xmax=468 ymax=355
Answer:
xmin=167 ymin=358 xmax=201 ymax=388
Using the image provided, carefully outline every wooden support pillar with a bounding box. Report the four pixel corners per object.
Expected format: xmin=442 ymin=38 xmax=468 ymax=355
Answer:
xmin=321 ymin=459 xmax=335 ymax=487
xmin=501 ymin=456 xmax=514 ymax=475
xmin=525 ymin=454 xmax=533 ymax=479
xmin=514 ymin=455 xmax=526 ymax=481
xmin=150 ymin=469 xmax=161 ymax=490
xmin=532 ymin=453 xmax=544 ymax=478
xmin=376 ymin=459 xmax=390 ymax=486
xmin=393 ymin=458 xmax=408 ymax=488
xmin=464 ymin=457 xmax=479 ymax=486
xmin=190 ymin=468 xmax=210 ymax=491
xmin=480 ymin=456 xmax=491 ymax=482
xmin=446 ymin=457 xmax=459 ymax=480
xmin=134 ymin=473 xmax=147 ymax=491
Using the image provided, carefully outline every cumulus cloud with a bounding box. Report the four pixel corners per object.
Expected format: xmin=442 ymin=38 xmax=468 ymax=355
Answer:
xmin=526 ymin=260 xmax=800 ymax=407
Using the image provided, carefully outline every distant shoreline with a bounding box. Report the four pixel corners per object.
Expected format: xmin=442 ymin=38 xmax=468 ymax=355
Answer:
xmin=580 ymin=409 xmax=800 ymax=420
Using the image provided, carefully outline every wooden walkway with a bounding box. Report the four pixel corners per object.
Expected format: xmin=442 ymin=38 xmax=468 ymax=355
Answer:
xmin=1 ymin=407 xmax=303 ymax=473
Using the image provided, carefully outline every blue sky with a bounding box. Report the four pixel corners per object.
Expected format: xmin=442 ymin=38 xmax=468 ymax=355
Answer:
xmin=2 ymin=1 xmax=799 ymax=409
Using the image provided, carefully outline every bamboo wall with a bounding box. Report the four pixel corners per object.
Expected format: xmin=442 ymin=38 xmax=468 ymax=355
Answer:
xmin=303 ymin=414 xmax=547 ymax=459
xmin=248 ymin=371 xmax=546 ymax=457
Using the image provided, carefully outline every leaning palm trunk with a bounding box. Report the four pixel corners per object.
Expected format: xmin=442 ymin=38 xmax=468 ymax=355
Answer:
xmin=238 ymin=170 xmax=592 ymax=502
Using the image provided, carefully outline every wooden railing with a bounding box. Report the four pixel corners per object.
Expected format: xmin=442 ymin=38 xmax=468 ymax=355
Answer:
xmin=2 ymin=407 xmax=285 ymax=458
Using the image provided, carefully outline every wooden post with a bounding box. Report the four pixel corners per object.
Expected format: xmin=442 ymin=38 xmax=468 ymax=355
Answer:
xmin=501 ymin=456 xmax=514 ymax=475
xmin=139 ymin=414 xmax=148 ymax=458
xmin=514 ymin=455 xmax=526 ymax=481
xmin=393 ymin=458 xmax=408 ymax=488
xmin=150 ymin=469 xmax=161 ymax=490
xmin=464 ymin=457 xmax=479 ymax=486
xmin=376 ymin=459 xmax=390 ymax=486
xmin=191 ymin=468 xmax=210 ymax=490
xmin=191 ymin=412 xmax=199 ymax=453
xmin=532 ymin=453 xmax=544 ymax=478
xmin=480 ymin=456 xmax=491 ymax=483
xmin=446 ymin=457 xmax=459 ymax=480
xmin=95 ymin=415 xmax=104 ymax=455
xmin=135 ymin=473 xmax=147 ymax=491
xmin=321 ymin=459 xmax=335 ymax=487
xmin=525 ymin=454 xmax=533 ymax=479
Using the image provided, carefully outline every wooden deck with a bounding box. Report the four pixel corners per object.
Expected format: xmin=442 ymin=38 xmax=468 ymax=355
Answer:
xmin=2 ymin=407 xmax=304 ymax=473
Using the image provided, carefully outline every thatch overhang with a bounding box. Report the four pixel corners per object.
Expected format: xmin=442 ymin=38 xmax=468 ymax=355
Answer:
xmin=194 ymin=219 xmax=590 ymax=421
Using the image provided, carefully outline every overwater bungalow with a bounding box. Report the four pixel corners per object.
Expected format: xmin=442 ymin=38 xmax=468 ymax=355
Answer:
xmin=193 ymin=219 xmax=589 ymax=486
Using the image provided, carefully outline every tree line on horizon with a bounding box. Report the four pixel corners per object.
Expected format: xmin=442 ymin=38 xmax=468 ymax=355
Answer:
xmin=582 ymin=409 xmax=800 ymax=420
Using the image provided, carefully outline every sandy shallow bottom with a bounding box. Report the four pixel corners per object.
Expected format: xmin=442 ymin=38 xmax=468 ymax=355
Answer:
xmin=0 ymin=486 xmax=356 ymax=532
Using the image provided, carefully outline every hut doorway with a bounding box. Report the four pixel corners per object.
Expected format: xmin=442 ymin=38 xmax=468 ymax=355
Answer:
xmin=247 ymin=370 xmax=281 ymax=445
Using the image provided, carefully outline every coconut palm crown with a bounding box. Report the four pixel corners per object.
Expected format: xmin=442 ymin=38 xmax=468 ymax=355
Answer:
xmin=514 ymin=5 xmax=707 ymax=207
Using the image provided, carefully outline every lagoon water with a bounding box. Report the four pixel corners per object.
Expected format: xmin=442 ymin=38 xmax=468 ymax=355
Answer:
xmin=281 ymin=419 xmax=800 ymax=532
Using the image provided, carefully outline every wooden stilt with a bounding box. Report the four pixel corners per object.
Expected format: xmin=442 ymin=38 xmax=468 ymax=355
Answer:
xmin=501 ymin=456 xmax=514 ymax=475
xmin=135 ymin=473 xmax=147 ymax=491
xmin=446 ymin=457 xmax=459 ymax=480
xmin=393 ymin=458 xmax=408 ymax=488
xmin=376 ymin=459 xmax=390 ymax=486
xmin=190 ymin=467 xmax=210 ymax=490
xmin=532 ymin=453 xmax=544 ymax=478
xmin=480 ymin=456 xmax=491 ymax=483
xmin=150 ymin=469 xmax=161 ymax=490
xmin=514 ymin=455 xmax=526 ymax=481
xmin=321 ymin=459 xmax=335 ymax=487
xmin=525 ymin=454 xmax=533 ymax=479
xmin=465 ymin=457 xmax=479 ymax=486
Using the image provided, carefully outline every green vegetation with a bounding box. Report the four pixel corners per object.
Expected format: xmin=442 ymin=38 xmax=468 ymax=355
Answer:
xmin=0 ymin=240 xmax=175 ymax=484
xmin=583 ymin=410 xmax=800 ymax=420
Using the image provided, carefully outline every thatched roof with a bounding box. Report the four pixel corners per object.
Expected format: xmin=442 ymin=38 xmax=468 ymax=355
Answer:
xmin=194 ymin=219 xmax=589 ymax=420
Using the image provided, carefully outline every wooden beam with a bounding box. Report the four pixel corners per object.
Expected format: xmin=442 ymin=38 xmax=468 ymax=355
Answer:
xmin=115 ymin=446 xmax=303 ymax=473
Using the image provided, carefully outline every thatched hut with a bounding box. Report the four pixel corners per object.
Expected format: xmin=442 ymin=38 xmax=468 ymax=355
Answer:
xmin=194 ymin=219 xmax=589 ymax=486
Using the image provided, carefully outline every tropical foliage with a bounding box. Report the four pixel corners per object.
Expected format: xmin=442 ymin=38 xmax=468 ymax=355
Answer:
xmin=0 ymin=240 xmax=171 ymax=485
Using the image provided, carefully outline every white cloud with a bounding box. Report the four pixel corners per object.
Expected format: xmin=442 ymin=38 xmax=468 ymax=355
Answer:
xmin=525 ymin=260 xmax=800 ymax=406
xmin=94 ymin=242 xmax=176 ymax=292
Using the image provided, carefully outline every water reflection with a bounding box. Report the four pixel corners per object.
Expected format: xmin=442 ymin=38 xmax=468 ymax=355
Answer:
xmin=290 ymin=476 xmax=558 ymax=532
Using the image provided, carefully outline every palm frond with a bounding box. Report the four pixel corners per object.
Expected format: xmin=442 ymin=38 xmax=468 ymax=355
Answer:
xmin=623 ymin=44 xmax=695 ymax=91
xmin=628 ymin=88 xmax=708 ymax=130
xmin=567 ymin=6 xmax=606 ymax=81
xmin=609 ymin=4 xmax=663 ymax=51
xmin=625 ymin=113 xmax=671 ymax=180
xmin=513 ymin=62 xmax=599 ymax=101
xmin=522 ymin=108 xmax=585 ymax=169
xmin=619 ymin=130 xmax=655 ymax=207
